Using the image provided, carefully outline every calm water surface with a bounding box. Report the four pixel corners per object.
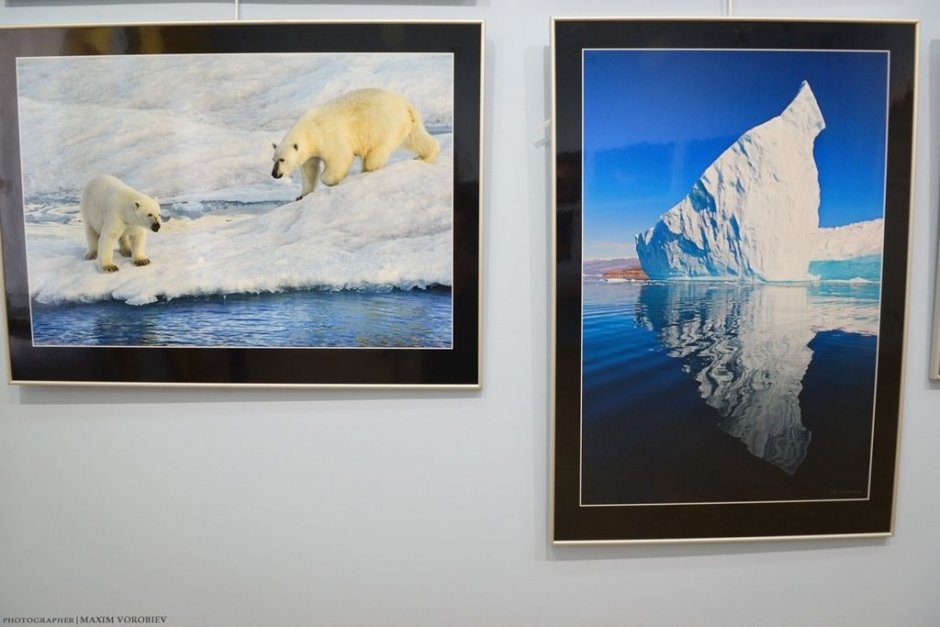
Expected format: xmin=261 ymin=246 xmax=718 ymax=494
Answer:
xmin=581 ymin=280 xmax=879 ymax=504
xmin=31 ymin=288 xmax=452 ymax=348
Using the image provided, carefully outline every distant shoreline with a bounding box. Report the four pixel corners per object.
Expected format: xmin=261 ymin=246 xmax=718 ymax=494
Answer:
xmin=601 ymin=267 xmax=649 ymax=281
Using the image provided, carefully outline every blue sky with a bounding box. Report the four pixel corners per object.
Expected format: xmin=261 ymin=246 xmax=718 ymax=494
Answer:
xmin=582 ymin=49 xmax=889 ymax=259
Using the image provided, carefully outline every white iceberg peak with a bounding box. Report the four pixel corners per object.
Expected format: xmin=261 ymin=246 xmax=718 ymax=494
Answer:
xmin=636 ymin=81 xmax=830 ymax=282
xmin=781 ymin=80 xmax=827 ymax=136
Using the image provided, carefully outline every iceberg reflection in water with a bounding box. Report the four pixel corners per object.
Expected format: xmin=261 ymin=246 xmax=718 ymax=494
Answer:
xmin=634 ymin=282 xmax=878 ymax=475
xmin=581 ymin=280 xmax=879 ymax=504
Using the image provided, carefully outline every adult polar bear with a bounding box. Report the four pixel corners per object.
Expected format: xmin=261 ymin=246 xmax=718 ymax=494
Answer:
xmin=80 ymin=174 xmax=162 ymax=273
xmin=271 ymin=88 xmax=440 ymax=200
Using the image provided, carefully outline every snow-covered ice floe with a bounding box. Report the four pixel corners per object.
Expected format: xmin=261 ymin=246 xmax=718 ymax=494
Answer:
xmin=26 ymin=137 xmax=454 ymax=306
xmin=17 ymin=53 xmax=456 ymax=306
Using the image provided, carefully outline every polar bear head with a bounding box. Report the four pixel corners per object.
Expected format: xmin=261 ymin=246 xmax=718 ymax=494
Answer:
xmin=126 ymin=195 xmax=162 ymax=233
xmin=271 ymin=139 xmax=306 ymax=180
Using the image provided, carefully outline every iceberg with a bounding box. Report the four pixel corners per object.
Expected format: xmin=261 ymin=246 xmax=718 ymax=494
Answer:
xmin=812 ymin=218 xmax=884 ymax=261
xmin=809 ymin=255 xmax=881 ymax=282
xmin=636 ymin=81 xmax=827 ymax=281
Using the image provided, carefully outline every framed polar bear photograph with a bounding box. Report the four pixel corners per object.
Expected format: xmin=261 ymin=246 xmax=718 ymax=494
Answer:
xmin=0 ymin=21 xmax=483 ymax=387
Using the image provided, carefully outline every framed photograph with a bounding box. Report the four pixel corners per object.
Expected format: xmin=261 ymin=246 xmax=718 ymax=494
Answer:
xmin=0 ymin=20 xmax=483 ymax=387
xmin=552 ymin=18 xmax=916 ymax=543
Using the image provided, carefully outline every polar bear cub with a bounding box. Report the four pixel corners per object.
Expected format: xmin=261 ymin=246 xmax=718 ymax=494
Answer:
xmin=80 ymin=174 xmax=162 ymax=273
xmin=271 ymin=88 xmax=440 ymax=200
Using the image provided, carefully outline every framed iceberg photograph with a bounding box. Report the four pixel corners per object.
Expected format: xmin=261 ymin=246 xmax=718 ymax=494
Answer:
xmin=0 ymin=20 xmax=483 ymax=387
xmin=933 ymin=251 xmax=940 ymax=380
xmin=933 ymin=225 xmax=940 ymax=381
xmin=551 ymin=18 xmax=916 ymax=543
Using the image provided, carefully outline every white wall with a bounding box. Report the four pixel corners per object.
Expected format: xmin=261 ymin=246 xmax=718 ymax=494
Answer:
xmin=2 ymin=1 xmax=939 ymax=625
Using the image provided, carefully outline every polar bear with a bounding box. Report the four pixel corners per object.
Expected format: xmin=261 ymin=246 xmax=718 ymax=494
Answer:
xmin=271 ymin=88 xmax=440 ymax=200
xmin=80 ymin=174 xmax=162 ymax=273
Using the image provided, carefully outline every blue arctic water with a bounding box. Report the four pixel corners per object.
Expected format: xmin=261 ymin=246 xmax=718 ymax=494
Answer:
xmin=31 ymin=288 xmax=452 ymax=348
xmin=581 ymin=280 xmax=878 ymax=504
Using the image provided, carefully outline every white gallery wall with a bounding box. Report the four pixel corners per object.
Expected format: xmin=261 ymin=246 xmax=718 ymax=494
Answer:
xmin=1 ymin=0 xmax=939 ymax=625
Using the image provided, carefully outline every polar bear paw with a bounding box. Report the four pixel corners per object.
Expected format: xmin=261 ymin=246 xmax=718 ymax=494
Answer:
xmin=133 ymin=258 xmax=151 ymax=267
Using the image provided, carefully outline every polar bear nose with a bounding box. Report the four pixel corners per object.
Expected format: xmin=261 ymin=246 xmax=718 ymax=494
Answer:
xmin=151 ymin=223 xmax=160 ymax=232
xmin=272 ymin=166 xmax=282 ymax=179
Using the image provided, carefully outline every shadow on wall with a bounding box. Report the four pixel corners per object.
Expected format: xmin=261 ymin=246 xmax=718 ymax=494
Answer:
xmin=929 ymin=40 xmax=940 ymax=386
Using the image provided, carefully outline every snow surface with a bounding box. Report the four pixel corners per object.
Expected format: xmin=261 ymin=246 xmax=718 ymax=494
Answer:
xmin=635 ymin=81 xmax=883 ymax=282
xmin=27 ymin=136 xmax=453 ymax=306
xmin=16 ymin=53 xmax=454 ymax=304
